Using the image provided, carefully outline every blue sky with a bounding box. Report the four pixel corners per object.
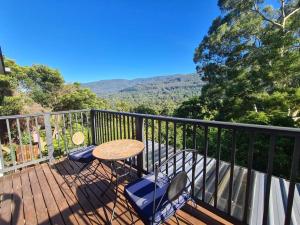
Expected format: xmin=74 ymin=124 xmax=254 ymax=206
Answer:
xmin=1 ymin=0 xmax=219 ymax=82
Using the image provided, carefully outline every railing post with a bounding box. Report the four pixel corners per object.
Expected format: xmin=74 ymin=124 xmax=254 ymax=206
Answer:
xmin=44 ymin=113 xmax=54 ymax=164
xmin=135 ymin=116 xmax=144 ymax=178
xmin=90 ymin=109 xmax=96 ymax=145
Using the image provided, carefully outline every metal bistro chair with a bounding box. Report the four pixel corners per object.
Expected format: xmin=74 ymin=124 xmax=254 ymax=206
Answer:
xmin=62 ymin=129 xmax=100 ymax=193
xmin=124 ymin=149 xmax=198 ymax=225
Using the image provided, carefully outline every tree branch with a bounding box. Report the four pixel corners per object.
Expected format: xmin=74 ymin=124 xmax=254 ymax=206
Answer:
xmin=252 ymin=2 xmax=284 ymax=29
xmin=284 ymin=7 xmax=300 ymax=21
xmin=280 ymin=0 xmax=286 ymax=19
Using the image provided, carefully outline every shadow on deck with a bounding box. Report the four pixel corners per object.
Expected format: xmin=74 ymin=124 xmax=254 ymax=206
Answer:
xmin=0 ymin=159 xmax=232 ymax=225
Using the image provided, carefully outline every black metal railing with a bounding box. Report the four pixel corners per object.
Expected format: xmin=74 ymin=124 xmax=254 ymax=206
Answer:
xmin=0 ymin=108 xmax=299 ymax=225
xmin=92 ymin=109 xmax=300 ymax=225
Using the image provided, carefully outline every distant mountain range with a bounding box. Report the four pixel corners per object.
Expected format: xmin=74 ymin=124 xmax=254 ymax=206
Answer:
xmin=82 ymin=73 xmax=204 ymax=107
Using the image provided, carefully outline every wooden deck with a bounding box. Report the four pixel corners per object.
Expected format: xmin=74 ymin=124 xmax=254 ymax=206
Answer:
xmin=0 ymin=159 xmax=232 ymax=225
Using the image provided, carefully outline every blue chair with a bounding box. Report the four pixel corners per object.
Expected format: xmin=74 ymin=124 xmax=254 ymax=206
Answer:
xmin=124 ymin=149 xmax=198 ymax=225
xmin=63 ymin=130 xmax=98 ymax=191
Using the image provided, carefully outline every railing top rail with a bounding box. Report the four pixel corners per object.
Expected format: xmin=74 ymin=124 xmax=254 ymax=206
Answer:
xmin=0 ymin=109 xmax=90 ymax=120
xmin=93 ymin=109 xmax=300 ymax=136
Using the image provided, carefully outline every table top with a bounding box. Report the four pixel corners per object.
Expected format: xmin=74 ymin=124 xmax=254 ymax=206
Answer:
xmin=92 ymin=139 xmax=144 ymax=161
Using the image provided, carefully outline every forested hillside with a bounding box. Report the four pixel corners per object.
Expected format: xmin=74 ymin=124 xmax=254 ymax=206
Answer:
xmin=82 ymin=74 xmax=204 ymax=113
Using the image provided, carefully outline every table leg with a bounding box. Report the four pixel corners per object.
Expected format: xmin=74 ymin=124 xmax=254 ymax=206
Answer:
xmin=110 ymin=163 xmax=119 ymax=223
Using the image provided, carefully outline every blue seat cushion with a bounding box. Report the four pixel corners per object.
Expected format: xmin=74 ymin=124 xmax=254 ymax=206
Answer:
xmin=124 ymin=173 xmax=190 ymax=225
xmin=68 ymin=145 xmax=95 ymax=164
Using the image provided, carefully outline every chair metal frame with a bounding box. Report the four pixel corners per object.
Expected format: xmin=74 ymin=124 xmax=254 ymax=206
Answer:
xmin=126 ymin=149 xmax=198 ymax=225
xmin=62 ymin=128 xmax=101 ymax=197
xmin=151 ymin=149 xmax=198 ymax=225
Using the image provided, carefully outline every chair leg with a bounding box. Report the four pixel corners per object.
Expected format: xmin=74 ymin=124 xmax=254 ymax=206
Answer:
xmin=190 ymin=198 xmax=197 ymax=209
xmin=126 ymin=199 xmax=134 ymax=224
xmin=68 ymin=161 xmax=90 ymax=198
xmin=110 ymin=176 xmax=119 ymax=224
xmin=174 ymin=213 xmax=180 ymax=225
xmin=101 ymin=171 xmax=114 ymax=196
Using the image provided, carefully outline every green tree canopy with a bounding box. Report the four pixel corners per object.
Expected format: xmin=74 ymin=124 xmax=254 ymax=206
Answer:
xmin=192 ymin=0 xmax=300 ymax=127
xmin=53 ymin=85 xmax=107 ymax=111
xmin=27 ymin=65 xmax=64 ymax=107
xmin=132 ymin=104 xmax=157 ymax=115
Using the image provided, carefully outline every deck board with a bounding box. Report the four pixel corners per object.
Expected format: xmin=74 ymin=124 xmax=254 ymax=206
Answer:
xmin=28 ymin=167 xmax=50 ymax=225
xmin=1 ymin=174 xmax=13 ymax=225
xmin=0 ymin=158 xmax=232 ymax=225
xmin=21 ymin=169 xmax=38 ymax=225
xmin=41 ymin=163 xmax=79 ymax=225
xmin=12 ymin=171 xmax=24 ymax=225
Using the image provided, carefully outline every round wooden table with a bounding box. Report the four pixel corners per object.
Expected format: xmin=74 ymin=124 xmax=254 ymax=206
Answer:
xmin=92 ymin=139 xmax=144 ymax=223
xmin=93 ymin=139 xmax=144 ymax=161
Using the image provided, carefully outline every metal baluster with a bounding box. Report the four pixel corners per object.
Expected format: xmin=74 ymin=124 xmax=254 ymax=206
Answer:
xmin=62 ymin=114 xmax=68 ymax=152
xmin=192 ymin=124 xmax=196 ymax=197
xmin=131 ymin=116 xmax=135 ymax=139
xmin=284 ymin=136 xmax=300 ymax=225
xmin=158 ymin=120 xmax=161 ymax=166
xmin=151 ymin=119 xmax=155 ymax=171
xmin=6 ymin=119 xmax=16 ymax=167
xmin=214 ymin=127 xmax=222 ymax=208
xmin=116 ymin=114 xmax=119 ymax=140
xmin=243 ymin=131 xmax=255 ymax=222
xmin=123 ymin=114 xmax=126 ymax=139
xmin=119 ymin=114 xmax=122 ymax=139
xmin=93 ymin=112 xmax=98 ymax=144
xmin=203 ymin=126 xmax=208 ymax=202
xmin=80 ymin=112 xmax=84 ymax=133
xmin=228 ymin=129 xmax=236 ymax=215
xmin=182 ymin=124 xmax=186 ymax=171
xmin=145 ymin=118 xmax=149 ymax=173
xmin=34 ymin=117 xmax=43 ymax=158
xmin=110 ymin=113 xmax=113 ymax=141
xmin=262 ymin=135 xmax=276 ymax=225
xmin=173 ymin=122 xmax=177 ymax=174
xmin=75 ymin=113 xmax=78 ymax=131
xmin=69 ymin=113 xmax=74 ymax=148
xmin=127 ymin=116 xmax=130 ymax=139
xmin=16 ymin=118 xmax=24 ymax=162
xmin=86 ymin=111 xmax=91 ymax=146
xmin=101 ymin=112 xmax=105 ymax=143
xmin=55 ymin=115 xmax=61 ymax=153
xmin=26 ymin=117 xmax=34 ymax=160
xmin=165 ymin=121 xmax=169 ymax=175
xmin=105 ymin=113 xmax=108 ymax=142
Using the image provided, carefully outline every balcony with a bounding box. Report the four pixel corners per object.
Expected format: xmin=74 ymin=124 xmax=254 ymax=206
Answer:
xmin=0 ymin=109 xmax=299 ymax=225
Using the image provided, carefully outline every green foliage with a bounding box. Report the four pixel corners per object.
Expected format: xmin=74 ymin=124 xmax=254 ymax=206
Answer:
xmin=132 ymin=105 xmax=157 ymax=115
xmin=54 ymin=86 xmax=107 ymax=111
xmin=26 ymin=65 xmax=64 ymax=107
xmin=84 ymin=74 xmax=204 ymax=116
xmin=0 ymin=58 xmax=108 ymax=115
xmin=192 ymin=0 xmax=300 ymax=127
xmin=173 ymin=0 xmax=300 ymax=179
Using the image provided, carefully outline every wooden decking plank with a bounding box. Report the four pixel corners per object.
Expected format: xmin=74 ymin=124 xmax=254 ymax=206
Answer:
xmin=11 ymin=171 xmax=24 ymax=225
xmin=0 ymin=158 xmax=233 ymax=225
xmin=81 ymin=161 xmax=142 ymax=224
xmin=49 ymin=162 xmax=93 ymax=225
xmin=27 ymin=167 xmax=50 ymax=225
xmin=20 ymin=169 xmax=38 ymax=225
xmin=0 ymin=174 xmax=13 ymax=225
xmin=67 ymin=160 xmax=135 ymax=225
xmin=34 ymin=165 xmax=66 ymax=225
xmin=41 ymin=163 xmax=79 ymax=225
xmin=55 ymin=160 xmax=102 ymax=225
xmin=59 ymin=160 xmax=117 ymax=224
